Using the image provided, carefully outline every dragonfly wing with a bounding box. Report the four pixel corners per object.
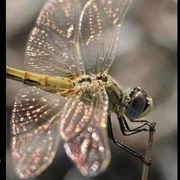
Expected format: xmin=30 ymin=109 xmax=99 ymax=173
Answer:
xmin=11 ymin=87 xmax=66 ymax=179
xmin=79 ymin=0 xmax=132 ymax=74
xmin=24 ymin=0 xmax=132 ymax=77
xmin=60 ymin=85 xmax=111 ymax=177
xmin=24 ymin=0 xmax=84 ymax=79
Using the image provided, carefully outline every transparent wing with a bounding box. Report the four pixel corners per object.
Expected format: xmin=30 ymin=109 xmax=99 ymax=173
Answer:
xmin=60 ymin=85 xmax=111 ymax=177
xmin=24 ymin=0 xmax=84 ymax=79
xmin=24 ymin=0 xmax=132 ymax=78
xmin=79 ymin=0 xmax=132 ymax=74
xmin=11 ymin=87 xmax=66 ymax=179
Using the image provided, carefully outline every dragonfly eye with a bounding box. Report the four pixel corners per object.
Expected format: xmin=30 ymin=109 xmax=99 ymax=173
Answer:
xmin=131 ymin=92 xmax=146 ymax=112
xmin=125 ymin=89 xmax=152 ymax=119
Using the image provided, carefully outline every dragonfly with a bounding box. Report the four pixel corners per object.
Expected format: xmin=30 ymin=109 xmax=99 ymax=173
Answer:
xmin=6 ymin=0 xmax=156 ymax=179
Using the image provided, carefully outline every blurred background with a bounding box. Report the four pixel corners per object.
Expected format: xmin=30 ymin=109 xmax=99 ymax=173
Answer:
xmin=6 ymin=0 xmax=177 ymax=179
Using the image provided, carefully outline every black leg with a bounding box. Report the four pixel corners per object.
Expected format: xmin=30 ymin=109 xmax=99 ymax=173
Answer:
xmin=107 ymin=116 xmax=155 ymax=165
xmin=117 ymin=115 xmax=156 ymax=136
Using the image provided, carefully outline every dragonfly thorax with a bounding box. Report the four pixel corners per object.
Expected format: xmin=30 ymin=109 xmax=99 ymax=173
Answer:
xmin=104 ymin=77 xmax=125 ymax=113
xmin=75 ymin=74 xmax=126 ymax=113
xmin=76 ymin=75 xmax=92 ymax=84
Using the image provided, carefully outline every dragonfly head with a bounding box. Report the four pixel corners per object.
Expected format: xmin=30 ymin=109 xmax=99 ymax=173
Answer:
xmin=123 ymin=87 xmax=153 ymax=119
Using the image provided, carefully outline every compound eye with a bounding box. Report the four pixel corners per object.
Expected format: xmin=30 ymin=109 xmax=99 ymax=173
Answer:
xmin=132 ymin=93 xmax=146 ymax=112
xmin=125 ymin=91 xmax=146 ymax=118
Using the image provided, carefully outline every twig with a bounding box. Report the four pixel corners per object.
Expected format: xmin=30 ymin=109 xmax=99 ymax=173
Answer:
xmin=141 ymin=123 xmax=156 ymax=180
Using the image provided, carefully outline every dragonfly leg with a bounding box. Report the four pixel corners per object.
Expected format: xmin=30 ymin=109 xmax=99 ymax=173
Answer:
xmin=118 ymin=115 xmax=156 ymax=136
xmin=129 ymin=118 xmax=156 ymax=127
xmin=107 ymin=116 xmax=153 ymax=165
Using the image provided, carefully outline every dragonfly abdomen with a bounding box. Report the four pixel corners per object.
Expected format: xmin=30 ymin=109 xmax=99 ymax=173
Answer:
xmin=6 ymin=66 xmax=74 ymax=90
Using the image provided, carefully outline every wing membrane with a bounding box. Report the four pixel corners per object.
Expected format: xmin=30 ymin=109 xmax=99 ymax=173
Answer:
xmin=24 ymin=0 xmax=84 ymax=79
xmin=11 ymin=87 xmax=66 ymax=179
xmin=60 ymin=85 xmax=111 ymax=177
xmin=79 ymin=0 xmax=132 ymax=74
xmin=25 ymin=0 xmax=132 ymax=78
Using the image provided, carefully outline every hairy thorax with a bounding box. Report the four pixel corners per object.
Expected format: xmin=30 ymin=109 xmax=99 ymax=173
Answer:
xmin=74 ymin=74 xmax=125 ymax=113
